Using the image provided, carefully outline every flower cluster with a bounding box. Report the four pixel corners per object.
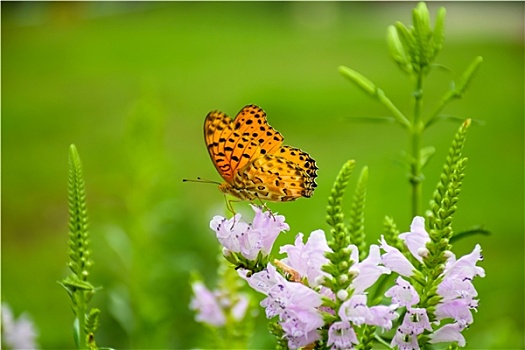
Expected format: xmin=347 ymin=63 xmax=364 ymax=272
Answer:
xmin=191 ymin=206 xmax=485 ymax=350
xmin=189 ymin=280 xmax=249 ymax=327
xmin=210 ymin=205 xmax=289 ymax=271
xmin=381 ymin=217 xmax=485 ymax=349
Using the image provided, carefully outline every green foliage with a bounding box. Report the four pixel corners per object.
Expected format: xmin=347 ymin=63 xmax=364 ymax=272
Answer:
xmin=357 ymin=324 xmax=377 ymax=350
xmin=268 ymin=322 xmax=288 ymax=350
xmin=419 ymin=119 xmax=472 ymax=321
xmin=348 ymin=166 xmax=368 ymax=261
xmin=341 ymin=2 xmax=483 ymax=218
xmin=2 ymin=2 xmax=522 ymax=349
xmin=60 ymin=145 xmax=101 ymax=350
xmin=326 ymin=159 xmax=356 ymax=245
xmin=388 ymin=2 xmax=447 ymax=75
xmin=322 ymin=161 xmax=372 ymax=326
xmin=66 ymin=144 xmax=92 ymax=280
xmin=427 ymin=119 xmax=471 ymax=245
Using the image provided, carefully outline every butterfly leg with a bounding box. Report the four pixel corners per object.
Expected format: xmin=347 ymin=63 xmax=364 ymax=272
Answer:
xmin=223 ymin=194 xmax=238 ymax=216
xmin=254 ymin=199 xmax=276 ymax=220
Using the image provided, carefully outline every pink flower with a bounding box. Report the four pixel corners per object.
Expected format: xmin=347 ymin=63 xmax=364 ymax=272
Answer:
xmin=238 ymin=263 xmax=285 ymax=295
xmin=437 ymin=275 xmax=478 ymax=302
xmin=385 ymin=277 xmax=420 ymax=307
xmin=189 ymin=281 xmax=226 ymax=326
xmin=210 ymin=205 xmax=289 ymax=260
xmin=435 ymin=244 xmax=484 ymax=327
xmin=1 ymin=303 xmax=38 ymax=350
xmin=380 ymin=236 xmax=415 ymax=277
xmin=367 ymin=304 xmax=399 ymax=331
xmin=401 ymin=308 xmax=432 ymax=334
xmin=280 ymin=230 xmax=331 ymax=287
xmin=443 ymin=244 xmax=485 ymax=281
xmin=435 ymin=299 xmax=474 ymax=325
xmin=327 ymin=321 xmax=359 ymax=350
xmin=391 ymin=308 xmax=432 ymax=349
xmin=429 ymin=322 xmax=466 ymax=346
xmin=391 ymin=324 xmax=420 ymax=350
xmin=241 ymin=264 xmax=324 ymax=350
xmin=339 ymin=294 xmax=373 ymax=326
xmin=231 ymin=294 xmax=250 ymax=321
xmin=398 ymin=216 xmax=430 ymax=263
xmin=350 ymin=244 xmax=391 ymax=293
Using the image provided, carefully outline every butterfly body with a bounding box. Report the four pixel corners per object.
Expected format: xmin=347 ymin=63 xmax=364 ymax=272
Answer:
xmin=205 ymin=105 xmax=317 ymax=203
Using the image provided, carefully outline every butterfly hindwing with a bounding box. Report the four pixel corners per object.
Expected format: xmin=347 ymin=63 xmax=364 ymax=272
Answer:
xmin=233 ymin=153 xmax=316 ymax=202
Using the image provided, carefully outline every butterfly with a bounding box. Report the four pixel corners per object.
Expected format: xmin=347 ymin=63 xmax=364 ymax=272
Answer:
xmin=204 ymin=104 xmax=317 ymax=207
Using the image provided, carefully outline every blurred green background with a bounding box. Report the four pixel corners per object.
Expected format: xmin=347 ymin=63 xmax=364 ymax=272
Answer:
xmin=2 ymin=2 xmax=523 ymax=349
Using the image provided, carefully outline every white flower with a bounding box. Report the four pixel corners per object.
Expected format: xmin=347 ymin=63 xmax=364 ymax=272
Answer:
xmin=1 ymin=303 xmax=39 ymax=350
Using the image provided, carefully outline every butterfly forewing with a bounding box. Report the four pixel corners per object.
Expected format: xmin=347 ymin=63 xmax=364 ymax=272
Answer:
xmin=205 ymin=105 xmax=285 ymax=183
xmin=204 ymin=110 xmax=236 ymax=182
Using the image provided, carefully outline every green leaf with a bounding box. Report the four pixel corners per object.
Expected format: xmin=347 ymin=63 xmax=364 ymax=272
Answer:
xmin=419 ymin=146 xmax=436 ymax=169
xmin=60 ymin=275 xmax=95 ymax=293
xmin=86 ymin=308 xmax=101 ymax=334
xmin=339 ymin=66 xmax=376 ymax=95
xmin=450 ymin=226 xmax=491 ymax=243
xmin=455 ymin=56 xmax=483 ymax=97
xmin=73 ymin=317 xmax=81 ymax=348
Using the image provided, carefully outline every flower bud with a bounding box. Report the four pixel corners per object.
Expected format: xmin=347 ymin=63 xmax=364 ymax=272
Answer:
xmin=349 ymin=267 xmax=360 ymax=278
xmin=387 ymin=25 xmax=412 ymax=74
xmin=417 ymin=247 xmax=429 ymax=259
xmin=336 ymin=289 xmax=349 ymax=301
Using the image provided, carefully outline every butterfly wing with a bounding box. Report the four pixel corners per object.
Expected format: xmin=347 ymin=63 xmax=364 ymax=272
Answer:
xmin=276 ymin=145 xmax=318 ymax=180
xmin=233 ymin=152 xmax=317 ymax=202
xmin=204 ymin=105 xmax=284 ymax=183
xmin=204 ymin=110 xmax=236 ymax=182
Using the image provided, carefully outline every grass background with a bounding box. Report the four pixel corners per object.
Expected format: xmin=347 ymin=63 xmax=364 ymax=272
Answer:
xmin=2 ymin=2 xmax=523 ymax=349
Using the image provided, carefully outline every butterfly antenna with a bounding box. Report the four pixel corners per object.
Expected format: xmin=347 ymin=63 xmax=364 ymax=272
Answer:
xmin=182 ymin=177 xmax=221 ymax=185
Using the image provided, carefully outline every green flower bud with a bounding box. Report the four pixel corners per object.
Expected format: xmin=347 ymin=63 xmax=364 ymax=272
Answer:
xmin=339 ymin=66 xmax=376 ymax=96
xmin=387 ymin=25 xmax=412 ymax=74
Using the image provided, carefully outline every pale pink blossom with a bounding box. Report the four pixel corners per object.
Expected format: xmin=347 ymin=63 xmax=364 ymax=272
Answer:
xmin=399 ymin=216 xmax=430 ymax=262
xmin=327 ymin=321 xmax=359 ymax=350
xmin=189 ymin=281 xmax=226 ymax=326
xmin=280 ymin=230 xmax=331 ymax=287
xmin=210 ymin=205 xmax=289 ymax=260
xmin=429 ymin=322 xmax=466 ymax=346
xmin=385 ymin=277 xmax=419 ymax=307
xmin=380 ymin=236 xmax=415 ymax=277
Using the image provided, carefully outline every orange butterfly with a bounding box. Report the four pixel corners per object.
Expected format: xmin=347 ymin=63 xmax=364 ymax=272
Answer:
xmin=204 ymin=104 xmax=317 ymax=206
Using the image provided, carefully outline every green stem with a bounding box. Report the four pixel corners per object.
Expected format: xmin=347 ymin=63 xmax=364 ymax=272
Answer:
xmin=377 ymin=88 xmax=411 ymax=129
xmin=425 ymin=89 xmax=456 ymax=128
xmin=411 ymin=71 xmax=424 ymax=217
xmin=77 ymin=292 xmax=88 ymax=349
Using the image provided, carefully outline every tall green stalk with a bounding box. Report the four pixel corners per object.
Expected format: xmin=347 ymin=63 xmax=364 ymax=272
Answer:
xmin=339 ymin=2 xmax=481 ymax=221
xmin=60 ymin=144 xmax=101 ymax=350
